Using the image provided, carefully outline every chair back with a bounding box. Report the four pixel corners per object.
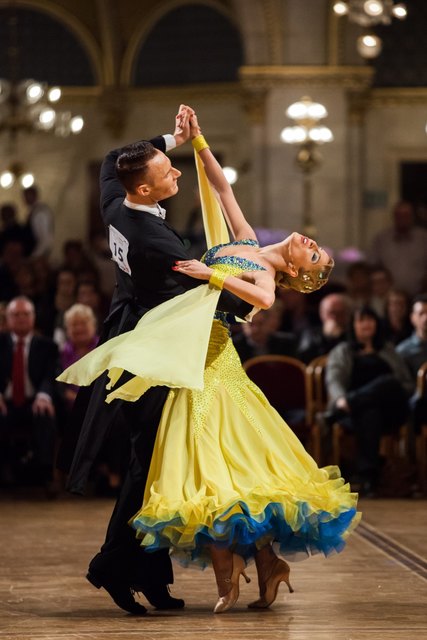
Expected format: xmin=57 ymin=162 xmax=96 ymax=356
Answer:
xmin=243 ymin=355 xmax=307 ymax=411
xmin=306 ymin=354 xmax=328 ymax=422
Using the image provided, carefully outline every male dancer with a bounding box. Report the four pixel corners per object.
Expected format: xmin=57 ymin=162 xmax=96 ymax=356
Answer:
xmin=61 ymin=106 xmax=252 ymax=615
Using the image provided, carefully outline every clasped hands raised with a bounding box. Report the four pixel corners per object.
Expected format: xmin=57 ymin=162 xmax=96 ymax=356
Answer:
xmin=173 ymin=104 xmax=203 ymax=144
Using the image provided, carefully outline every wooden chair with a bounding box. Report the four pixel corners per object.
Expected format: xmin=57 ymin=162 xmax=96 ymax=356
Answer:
xmin=306 ymin=355 xmax=329 ymax=422
xmin=306 ymin=354 xmax=329 ymax=465
xmin=243 ymin=354 xmax=321 ymax=462
xmin=416 ymin=361 xmax=427 ymax=493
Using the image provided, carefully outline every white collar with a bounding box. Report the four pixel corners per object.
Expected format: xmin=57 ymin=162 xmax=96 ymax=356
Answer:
xmin=11 ymin=333 xmax=32 ymax=346
xmin=124 ymin=198 xmax=166 ymax=219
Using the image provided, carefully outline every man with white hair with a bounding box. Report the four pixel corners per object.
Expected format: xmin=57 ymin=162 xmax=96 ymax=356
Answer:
xmin=0 ymin=296 xmax=59 ymax=491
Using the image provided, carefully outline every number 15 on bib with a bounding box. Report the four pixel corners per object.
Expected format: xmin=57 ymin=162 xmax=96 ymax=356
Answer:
xmin=109 ymin=224 xmax=132 ymax=275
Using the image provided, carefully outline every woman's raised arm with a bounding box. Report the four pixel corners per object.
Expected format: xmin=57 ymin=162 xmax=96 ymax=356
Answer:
xmin=190 ymin=115 xmax=256 ymax=242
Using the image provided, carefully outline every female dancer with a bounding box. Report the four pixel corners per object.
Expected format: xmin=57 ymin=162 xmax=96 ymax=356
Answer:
xmin=59 ymin=115 xmax=359 ymax=614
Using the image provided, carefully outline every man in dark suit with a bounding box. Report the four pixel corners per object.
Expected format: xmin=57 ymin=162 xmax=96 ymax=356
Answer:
xmin=0 ymin=296 xmax=59 ymax=491
xmin=61 ymin=105 xmax=252 ymax=615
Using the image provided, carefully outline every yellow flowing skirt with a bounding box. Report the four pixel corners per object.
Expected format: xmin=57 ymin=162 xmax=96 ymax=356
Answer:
xmin=131 ymin=320 xmax=360 ymax=568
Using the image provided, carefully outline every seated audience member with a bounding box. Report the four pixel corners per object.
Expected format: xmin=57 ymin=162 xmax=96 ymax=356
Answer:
xmin=76 ymin=280 xmax=109 ymax=328
xmin=60 ymin=304 xmax=99 ymax=409
xmin=232 ymin=301 xmax=297 ymax=363
xmin=29 ymin=256 xmax=56 ymax=337
xmin=396 ymin=294 xmax=427 ymax=434
xmin=368 ymin=200 xmax=427 ymax=297
xmin=369 ymin=266 xmax=393 ymax=317
xmin=13 ymin=260 xmax=49 ymax=334
xmin=345 ymin=261 xmax=372 ymax=309
xmin=59 ymin=239 xmax=98 ymax=282
xmin=382 ymin=289 xmax=412 ymax=346
xmin=31 ymin=255 xmax=54 ymax=300
xmin=60 ymin=302 xmax=125 ymax=496
xmin=276 ymin=287 xmax=311 ymax=336
xmin=14 ymin=260 xmax=39 ymax=300
xmin=324 ymin=305 xmax=412 ymax=495
xmin=41 ymin=268 xmax=78 ymax=346
xmin=297 ymin=293 xmax=351 ymax=364
xmin=0 ymin=297 xmax=59 ymax=491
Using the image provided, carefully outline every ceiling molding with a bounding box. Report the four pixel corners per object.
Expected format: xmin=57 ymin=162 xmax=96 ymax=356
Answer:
xmin=239 ymin=65 xmax=374 ymax=90
xmin=369 ymin=87 xmax=427 ymax=106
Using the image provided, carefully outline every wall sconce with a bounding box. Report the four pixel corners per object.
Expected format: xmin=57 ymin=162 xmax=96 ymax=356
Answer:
xmin=0 ymin=162 xmax=34 ymax=189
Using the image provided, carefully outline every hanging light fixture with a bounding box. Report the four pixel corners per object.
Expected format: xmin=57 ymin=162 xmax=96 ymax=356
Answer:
xmin=0 ymin=9 xmax=85 ymax=189
xmin=280 ymin=97 xmax=334 ymax=148
xmin=332 ymin=0 xmax=407 ymax=58
xmin=0 ymin=79 xmax=84 ymax=138
xmin=0 ymin=11 xmax=84 ymax=139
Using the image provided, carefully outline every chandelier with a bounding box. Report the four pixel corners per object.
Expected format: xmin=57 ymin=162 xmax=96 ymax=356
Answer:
xmin=0 ymin=79 xmax=84 ymax=138
xmin=332 ymin=1 xmax=407 ymax=58
xmin=0 ymin=10 xmax=85 ymax=188
xmin=0 ymin=10 xmax=84 ymax=138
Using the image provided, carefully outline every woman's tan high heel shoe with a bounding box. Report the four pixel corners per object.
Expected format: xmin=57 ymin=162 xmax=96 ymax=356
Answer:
xmin=213 ymin=553 xmax=251 ymax=614
xmin=248 ymin=558 xmax=294 ymax=609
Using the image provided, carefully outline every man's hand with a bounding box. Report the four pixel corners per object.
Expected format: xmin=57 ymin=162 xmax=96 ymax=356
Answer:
xmin=32 ymin=395 xmax=55 ymax=417
xmin=173 ymin=104 xmax=195 ymax=146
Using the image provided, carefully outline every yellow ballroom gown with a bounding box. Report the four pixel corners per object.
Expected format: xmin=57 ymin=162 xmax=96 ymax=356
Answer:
xmin=58 ymin=154 xmax=359 ymax=569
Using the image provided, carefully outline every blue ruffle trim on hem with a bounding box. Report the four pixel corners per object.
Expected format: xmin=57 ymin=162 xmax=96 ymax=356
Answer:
xmin=131 ymin=501 xmax=358 ymax=568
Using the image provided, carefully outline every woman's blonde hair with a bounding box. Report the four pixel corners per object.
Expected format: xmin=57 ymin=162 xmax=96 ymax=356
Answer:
xmin=64 ymin=303 xmax=96 ymax=328
xmin=275 ymin=257 xmax=334 ymax=293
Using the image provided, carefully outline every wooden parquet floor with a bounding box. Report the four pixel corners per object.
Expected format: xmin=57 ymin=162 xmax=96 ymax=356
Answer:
xmin=0 ymin=493 xmax=426 ymax=640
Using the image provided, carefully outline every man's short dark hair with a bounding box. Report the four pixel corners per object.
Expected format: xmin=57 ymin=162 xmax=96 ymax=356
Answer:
xmin=115 ymin=141 xmax=158 ymax=194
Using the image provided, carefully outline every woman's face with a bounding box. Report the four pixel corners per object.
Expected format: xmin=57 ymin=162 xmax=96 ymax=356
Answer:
xmin=353 ymin=313 xmax=377 ymax=343
xmin=387 ymin=293 xmax=407 ymax=320
xmin=287 ymin=232 xmax=331 ymax=273
xmin=66 ymin=316 xmax=96 ymax=346
xmin=57 ymin=271 xmax=77 ymax=296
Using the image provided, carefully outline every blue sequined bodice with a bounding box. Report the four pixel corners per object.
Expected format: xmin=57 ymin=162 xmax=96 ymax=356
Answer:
xmin=203 ymin=239 xmax=266 ymax=328
xmin=203 ymin=239 xmax=266 ymax=273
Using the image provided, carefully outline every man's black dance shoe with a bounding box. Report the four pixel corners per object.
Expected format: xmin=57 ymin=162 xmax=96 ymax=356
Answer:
xmin=86 ymin=572 xmax=148 ymax=615
xmin=134 ymin=584 xmax=185 ymax=610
